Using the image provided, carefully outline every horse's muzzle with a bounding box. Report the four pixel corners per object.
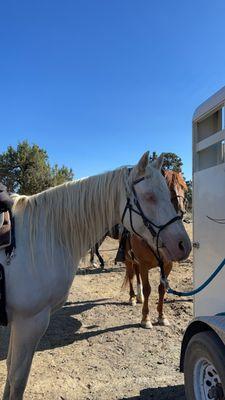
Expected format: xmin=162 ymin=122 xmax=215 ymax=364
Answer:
xmin=161 ymin=234 xmax=192 ymax=262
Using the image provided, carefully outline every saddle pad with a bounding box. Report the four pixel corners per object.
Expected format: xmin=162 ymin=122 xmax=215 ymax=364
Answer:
xmin=0 ymin=212 xmax=11 ymax=250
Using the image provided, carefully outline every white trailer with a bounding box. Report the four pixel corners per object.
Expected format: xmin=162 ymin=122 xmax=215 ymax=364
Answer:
xmin=180 ymin=87 xmax=225 ymax=400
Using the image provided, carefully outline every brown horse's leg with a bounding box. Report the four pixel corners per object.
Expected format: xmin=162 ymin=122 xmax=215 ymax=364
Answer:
xmin=139 ymin=265 xmax=152 ymax=329
xmin=125 ymin=261 xmax=137 ymax=306
xmin=134 ymin=264 xmax=144 ymax=303
xmin=157 ymin=262 xmax=173 ymax=326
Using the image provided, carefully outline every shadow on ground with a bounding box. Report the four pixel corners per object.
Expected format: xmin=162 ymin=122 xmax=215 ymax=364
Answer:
xmin=121 ymin=384 xmax=185 ymax=399
xmin=77 ymin=264 xmax=124 ymax=275
xmin=0 ymin=298 xmax=139 ymax=361
xmin=164 ymin=298 xmax=193 ymax=304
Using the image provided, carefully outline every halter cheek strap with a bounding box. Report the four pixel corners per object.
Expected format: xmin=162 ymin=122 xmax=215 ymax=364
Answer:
xmin=121 ymin=176 xmax=182 ymax=284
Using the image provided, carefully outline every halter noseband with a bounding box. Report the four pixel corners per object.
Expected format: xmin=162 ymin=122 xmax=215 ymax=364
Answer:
xmin=121 ymin=174 xmax=182 ymax=284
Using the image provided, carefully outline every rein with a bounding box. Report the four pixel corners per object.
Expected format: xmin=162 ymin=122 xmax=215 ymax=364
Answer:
xmin=122 ymin=175 xmax=181 ymax=285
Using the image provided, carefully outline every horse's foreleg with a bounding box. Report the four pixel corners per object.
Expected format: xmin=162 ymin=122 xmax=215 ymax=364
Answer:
xmin=95 ymin=244 xmax=105 ymax=269
xmin=125 ymin=261 xmax=136 ymax=306
xmin=140 ymin=265 xmax=152 ymax=329
xmin=134 ymin=264 xmax=143 ymax=304
xmin=157 ymin=262 xmax=173 ymax=326
xmin=3 ymin=328 xmax=13 ymax=400
xmin=3 ymin=309 xmax=50 ymax=400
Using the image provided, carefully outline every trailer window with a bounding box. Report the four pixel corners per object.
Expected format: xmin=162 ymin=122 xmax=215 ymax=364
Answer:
xmin=197 ymin=140 xmax=225 ymax=171
xmin=197 ymin=109 xmax=222 ymax=143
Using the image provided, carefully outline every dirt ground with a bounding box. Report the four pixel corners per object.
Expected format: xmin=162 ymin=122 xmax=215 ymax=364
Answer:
xmin=0 ymin=223 xmax=193 ymax=400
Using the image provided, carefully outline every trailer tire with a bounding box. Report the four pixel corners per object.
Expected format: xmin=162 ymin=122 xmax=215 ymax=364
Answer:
xmin=184 ymin=331 xmax=225 ymax=400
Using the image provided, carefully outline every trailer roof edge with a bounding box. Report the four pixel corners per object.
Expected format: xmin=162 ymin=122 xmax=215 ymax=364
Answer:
xmin=193 ymin=86 xmax=225 ymax=122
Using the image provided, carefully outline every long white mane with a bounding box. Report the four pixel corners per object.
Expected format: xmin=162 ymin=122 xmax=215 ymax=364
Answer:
xmin=12 ymin=167 xmax=129 ymax=264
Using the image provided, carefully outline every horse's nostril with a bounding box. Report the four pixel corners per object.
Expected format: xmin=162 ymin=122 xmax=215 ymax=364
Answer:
xmin=179 ymin=241 xmax=185 ymax=252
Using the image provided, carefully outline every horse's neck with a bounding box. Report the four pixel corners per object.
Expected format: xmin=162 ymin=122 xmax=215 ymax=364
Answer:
xmin=20 ymin=169 xmax=127 ymax=263
xmin=75 ymin=177 xmax=124 ymax=256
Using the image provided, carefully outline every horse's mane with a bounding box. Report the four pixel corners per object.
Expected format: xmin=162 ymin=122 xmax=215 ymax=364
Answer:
xmin=164 ymin=170 xmax=187 ymax=191
xmin=13 ymin=167 xmax=128 ymax=264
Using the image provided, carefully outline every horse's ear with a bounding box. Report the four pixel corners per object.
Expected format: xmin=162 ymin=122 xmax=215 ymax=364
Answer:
xmin=152 ymin=153 xmax=164 ymax=170
xmin=136 ymin=151 xmax=149 ymax=174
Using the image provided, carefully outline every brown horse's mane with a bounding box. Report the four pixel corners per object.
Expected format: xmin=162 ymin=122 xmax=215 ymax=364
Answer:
xmin=164 ymin=170 xmax=187 ymax=191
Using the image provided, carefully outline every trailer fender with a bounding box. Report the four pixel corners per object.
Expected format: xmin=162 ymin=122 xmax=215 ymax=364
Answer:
xmin=180 ymin=315 xmax=225 ymax=372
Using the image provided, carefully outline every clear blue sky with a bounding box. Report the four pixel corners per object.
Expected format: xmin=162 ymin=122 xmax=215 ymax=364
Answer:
xmin=0 ymin=1 xmax=225 ymax=180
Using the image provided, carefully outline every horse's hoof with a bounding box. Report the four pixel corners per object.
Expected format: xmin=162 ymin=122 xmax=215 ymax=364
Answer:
xmin=158 ymin=317 xmax=170 ymax=326
xmin=129 ymin=298 xmax=137 ymax=306
xmin=136 ymin=295 xmax=144 ymax=304
xmin=141 ymin=320 xmax=153 ymax=329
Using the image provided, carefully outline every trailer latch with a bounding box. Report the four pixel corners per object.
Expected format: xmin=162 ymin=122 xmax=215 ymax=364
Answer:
xmin=193 ymin=242 xmax=200 ymax=249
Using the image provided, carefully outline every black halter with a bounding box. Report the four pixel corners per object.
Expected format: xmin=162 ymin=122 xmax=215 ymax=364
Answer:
xmin=121 ymin=176 xmax=182 ymax=284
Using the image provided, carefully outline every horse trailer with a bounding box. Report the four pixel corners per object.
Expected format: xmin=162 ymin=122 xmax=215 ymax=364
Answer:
xmin=180 ymin=87 xmax=225 ymax=400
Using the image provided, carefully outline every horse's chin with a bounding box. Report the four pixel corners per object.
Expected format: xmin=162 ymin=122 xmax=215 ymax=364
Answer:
xmin=159 ymin=247 xmax=174 ymax=263
xmin=146 ymin=242 xmax=170 ymax=263
xmin=146 ymin=240 xmax=180 ymax=263
xmin=161 ymin=245 xmax=188 ymax=262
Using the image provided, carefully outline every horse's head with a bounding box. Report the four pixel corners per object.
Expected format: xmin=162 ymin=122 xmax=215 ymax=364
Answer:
xmin=164 ymin=170 xmax=187 ymax=217
xmin=121 ymin=152 xmax=191 ymax=262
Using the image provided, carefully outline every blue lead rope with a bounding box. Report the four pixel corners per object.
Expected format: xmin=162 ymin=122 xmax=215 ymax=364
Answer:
xmin=167 ymin=257 xmax=225 ymax=297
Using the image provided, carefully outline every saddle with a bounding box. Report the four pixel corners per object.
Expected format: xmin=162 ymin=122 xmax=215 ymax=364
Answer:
xmin=0 ymin=184 xmax=15 ymax=256
xmin=0 ymin=184 xmax=13 ymax=326
xmin=0 ymin=211 xmax=11 ymax=249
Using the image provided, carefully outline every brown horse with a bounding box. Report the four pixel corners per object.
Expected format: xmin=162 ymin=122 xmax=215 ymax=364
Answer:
xmin=123 ymin=170 xmax=188 ymax=329
xmin=123 ymin=235 xmax=173 ymax=328
xmin=89 ymin=170 xmax=188 ymax=328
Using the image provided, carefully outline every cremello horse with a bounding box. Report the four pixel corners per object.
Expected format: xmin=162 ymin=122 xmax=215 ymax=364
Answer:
xmin=0 ymin=152 xmax=191 ymax=400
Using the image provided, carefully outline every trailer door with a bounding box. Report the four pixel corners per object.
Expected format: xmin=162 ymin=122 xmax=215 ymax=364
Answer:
xmin=193 ymin=89 xmax=225 ymax=316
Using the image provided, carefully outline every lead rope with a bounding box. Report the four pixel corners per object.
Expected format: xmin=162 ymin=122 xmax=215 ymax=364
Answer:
xmin=167 ymin=258 xmax=225 ymax=297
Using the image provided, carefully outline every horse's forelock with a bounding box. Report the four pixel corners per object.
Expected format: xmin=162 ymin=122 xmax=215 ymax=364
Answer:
xmin=164 ymin=170 xmax=187 ymax=191
xmin=176 ymin=172 xmax=187 ymax=191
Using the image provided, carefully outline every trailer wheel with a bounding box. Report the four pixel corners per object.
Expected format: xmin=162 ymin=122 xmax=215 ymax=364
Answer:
xmin=184 ymin=331 xmax=225 ymax=400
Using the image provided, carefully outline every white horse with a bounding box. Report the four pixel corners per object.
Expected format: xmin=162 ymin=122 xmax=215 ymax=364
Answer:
xmin=0 ymin=152 xmax=191 ymax=399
